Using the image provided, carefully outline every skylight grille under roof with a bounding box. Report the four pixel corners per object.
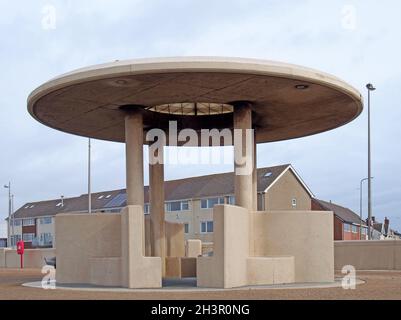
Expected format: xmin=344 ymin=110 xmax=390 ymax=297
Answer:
xmin=146 ymin=102 xmax=233 ymax=116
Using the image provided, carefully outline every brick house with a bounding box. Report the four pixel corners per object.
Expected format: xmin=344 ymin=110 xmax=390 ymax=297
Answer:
xmin=312 ymin=199 xmax=368 ymax=240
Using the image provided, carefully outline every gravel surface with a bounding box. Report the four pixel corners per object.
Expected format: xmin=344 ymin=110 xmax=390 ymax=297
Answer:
xmin=1 ymin=268 xmax=401 ymax=300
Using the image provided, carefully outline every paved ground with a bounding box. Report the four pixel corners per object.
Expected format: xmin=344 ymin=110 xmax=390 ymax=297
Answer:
xmin=1 ymin=268 xmax=401 ymax=300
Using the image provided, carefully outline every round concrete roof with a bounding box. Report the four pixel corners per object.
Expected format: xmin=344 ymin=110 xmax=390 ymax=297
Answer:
xmin=28 ymin=57 xmax=363 ymax=144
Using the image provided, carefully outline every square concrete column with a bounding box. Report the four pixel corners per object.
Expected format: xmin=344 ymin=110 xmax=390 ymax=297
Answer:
xmin=149 ymin=147 xmax=166 ymax=276
xmin=125 ymin=111 xmax=144 ymax=207
xmin=233 ymin=102 xmax=254 ymax=212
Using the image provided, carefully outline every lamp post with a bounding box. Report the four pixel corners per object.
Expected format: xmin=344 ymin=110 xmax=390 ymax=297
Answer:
xmin=11 ymin=194 xmax=14 ymax=248
xmin=359 ymin=177 xmax=372 ymax=240
xmin=3 ymin=182 xmax=11 ymax=247
xmin=366 ymin=83 xmax=376 ymax=240
xmin=88 ymin=138 xmax=92 ymax=214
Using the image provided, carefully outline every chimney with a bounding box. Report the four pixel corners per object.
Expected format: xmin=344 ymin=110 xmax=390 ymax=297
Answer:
xmin=384 ymin=217 xmax=390 ymax=234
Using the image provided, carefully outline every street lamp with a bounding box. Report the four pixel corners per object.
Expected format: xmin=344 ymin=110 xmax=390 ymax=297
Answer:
xmin=3 ymin=182 xmax=11 ymax=247
xmin=360 ymin=177 xmax=373 ymax=240
xmin=366 ymin=83 xmax=376 ymax=240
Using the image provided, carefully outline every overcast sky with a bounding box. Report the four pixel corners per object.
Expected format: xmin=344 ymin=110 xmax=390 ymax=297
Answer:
xmin=1 ymin=0 xmax=401 ymax=237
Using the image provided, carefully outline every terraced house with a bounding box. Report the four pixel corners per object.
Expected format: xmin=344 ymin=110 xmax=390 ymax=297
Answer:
xmin=6 ymin=164 xmax=314 ymax=248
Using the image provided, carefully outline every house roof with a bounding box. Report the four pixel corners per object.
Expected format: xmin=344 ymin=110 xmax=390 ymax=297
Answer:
xmin=313 ymin=199 xmax=366 ymax=225
xmin=10 ymin=164 xmax=293 ymax=220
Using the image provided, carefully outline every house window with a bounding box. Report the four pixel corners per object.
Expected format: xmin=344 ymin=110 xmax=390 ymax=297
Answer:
xmin=23 ymin=218 xmax=35 ymax=226
xmin=181 ymin=201 xmax=189 ymax=211
xmin=12 ymin=219 xmax=21 ymax=227
xmin=39 ymin=217 xmax=52 ymax=224
xmin=165 ymin=201 xmax=189 ymax=212
xmin=144 ymin=203 xmax=150 ymax=214
xmin=361 ymin=227 xmax=367 ymax=235
xmin=22 ymin=233 xmax=35 ymax=242
xmin=344 ymin=223 xmax=351 ymax=232
xmin=40 ymin=233 xmax=53 ymax=245
xmin=10 ymin=235 xmax=21 ymax=246
xmin=227 ymin=195 xmax=235 ymax=205
xmin=200 ymin=221 xmax=213 ymax=233
xmin=184 ymin=223 xmax=189 ymax=234
xmin=201 ymin=197 xmax=225 ymax=209
xmin=352 ymin=225 xmax=358 ymax=233
xmin=291 ymin=198 xmax=297 ymax=207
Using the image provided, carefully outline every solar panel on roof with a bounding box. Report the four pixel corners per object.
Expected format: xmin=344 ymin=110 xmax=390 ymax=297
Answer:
xmin=104 ymin=193 xmax=127 ymax=208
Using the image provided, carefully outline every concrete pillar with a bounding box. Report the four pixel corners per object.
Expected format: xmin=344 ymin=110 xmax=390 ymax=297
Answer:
xmin=149 ymin=147 xmax=166 ymax=276
xmin=125 ymin=110 xmax=144 ymax=207
xmin=252 ymin=130 xmax=258 ymax=212
xmin=233 ymin=102 xmax=254 ymax=211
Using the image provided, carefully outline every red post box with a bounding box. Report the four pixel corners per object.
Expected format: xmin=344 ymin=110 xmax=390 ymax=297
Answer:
xmin=17 ymin=240 xmax=24 ymax=268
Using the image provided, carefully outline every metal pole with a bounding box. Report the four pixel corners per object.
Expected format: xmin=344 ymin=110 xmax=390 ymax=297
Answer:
xmin=360 ymin=180 xmax=363 ymax=240
xmin=359 ymin=177 xmax=369 ymax=240
xmin=7 ymin=182 xmax=11 ymax=247
xmin=366 ymin=83 xmax=375 ymax=240
xmin=11 ymin=194 xmax=14 ymax=247
xmin=88 ymin=138 xmax=92 ymax=214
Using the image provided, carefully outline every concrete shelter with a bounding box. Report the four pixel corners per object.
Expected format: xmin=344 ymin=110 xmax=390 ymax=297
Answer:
xmin=27 ymin=57 xmax=363 ymax=288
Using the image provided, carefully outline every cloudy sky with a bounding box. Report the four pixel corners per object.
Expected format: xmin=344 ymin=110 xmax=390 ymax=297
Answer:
xmin=1 ymin=0 xmax=401 ymax=237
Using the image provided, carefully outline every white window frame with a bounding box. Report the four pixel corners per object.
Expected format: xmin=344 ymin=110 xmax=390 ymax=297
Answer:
xmin=40 ymin=217 xmax=52 ymax=224
xmin=200 ymin=220 xmax=214 ymax=233
xmin=344 ymin=223 xmax=351 ymax=232
xmin=10 ymin=234 xmax=22 ymax=246
xmin=291 ymin=198 xmax=297 ymax=207
xmin=23 ymin=233 xmax=35 ymax=242
xmin=352 ymin=225 xmax=358 ymax=233
xmin=200 ymin=197 xmax=225 ymax=209
xmin=40 ymin=233 xmax=53 ymax=245
xmin=227 ymin=195 xmax=235 ymax=205
xmin=165 ymin=201 xmax=190 ymax=212
xmin=23 ymin=218 xmax=35 ymax=226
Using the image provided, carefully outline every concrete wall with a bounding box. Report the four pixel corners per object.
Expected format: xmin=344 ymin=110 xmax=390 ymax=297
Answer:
xmin=165 ymin=221 xmax=185 ymax=257
xmin=334 ymin=240 xmax=401 ymax=270
xmin=265 ymin=169 xmax=311 ymax=211
xmin=0 ymin=248 xmax=55 ymax=268
xmin=197 ymin=205 xmax=249 ymax=288
xmin=253 ymin=210 xmax=334 ymax=283
xmin=55 ymin=210 xmax=185 ymax=286
xmin=55 ymin=213 xmax=121 ymax=284
xmin=197 ymin=205 xmax=309 ymax=288
xmin=144 ymin=216 xmax=185 ymax=257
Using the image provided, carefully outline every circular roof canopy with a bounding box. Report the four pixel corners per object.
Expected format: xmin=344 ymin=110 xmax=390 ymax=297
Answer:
xmin=28 ymin=57 xmax=363 ymax=144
